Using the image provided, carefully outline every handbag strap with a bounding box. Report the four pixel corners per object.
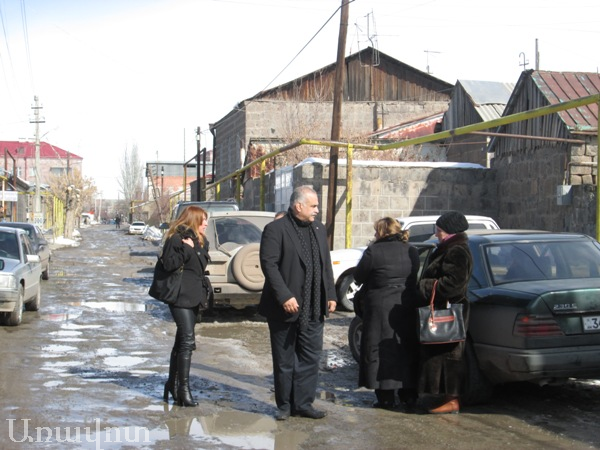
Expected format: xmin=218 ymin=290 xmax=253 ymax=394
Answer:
xmin=428 ymin=280 xmax=439 ymax=322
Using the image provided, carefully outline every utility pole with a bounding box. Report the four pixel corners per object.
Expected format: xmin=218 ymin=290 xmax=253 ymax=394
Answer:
xmin=196 ymin=127 xmax=201 ymax=201
xmin=30 ymin=96 xmax=45 ymax=224
xmin=326 ymin=0 xmax=349 ymax=249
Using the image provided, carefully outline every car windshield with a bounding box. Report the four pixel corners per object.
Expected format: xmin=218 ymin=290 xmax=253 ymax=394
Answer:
xmin=0 ymin=231 xmax=19 ymax=259
xmin=214 ymin=218 xmax=263 ymax=246
xmin=485 ymin=240 xmax=600 ymax=284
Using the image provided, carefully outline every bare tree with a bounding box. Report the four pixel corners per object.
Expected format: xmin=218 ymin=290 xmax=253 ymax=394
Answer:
xmin=118 ymin=144 xmax=144 ymax=207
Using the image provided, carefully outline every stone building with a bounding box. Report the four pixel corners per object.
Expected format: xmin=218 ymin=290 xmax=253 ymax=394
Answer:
xmin=209 ymin=47 xmax=453 ymax=200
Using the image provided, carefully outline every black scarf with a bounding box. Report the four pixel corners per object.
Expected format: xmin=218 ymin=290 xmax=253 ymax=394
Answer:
xmin=288 ymin=210 xmax=322 ymax=329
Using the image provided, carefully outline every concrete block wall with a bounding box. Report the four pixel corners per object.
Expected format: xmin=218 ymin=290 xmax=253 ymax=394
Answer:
xmin=244 ymin=160 xmax=498 ymax=250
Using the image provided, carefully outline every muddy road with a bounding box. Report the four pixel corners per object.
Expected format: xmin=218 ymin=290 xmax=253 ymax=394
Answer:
xmin=1 ymin=224 xmax=600 ymax=449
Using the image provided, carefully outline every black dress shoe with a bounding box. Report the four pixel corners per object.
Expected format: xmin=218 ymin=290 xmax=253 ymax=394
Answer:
xmin=292 ymin=407 xmax=327 ymax=419
xmin=275 ymin=409 xmax=290 ymax=421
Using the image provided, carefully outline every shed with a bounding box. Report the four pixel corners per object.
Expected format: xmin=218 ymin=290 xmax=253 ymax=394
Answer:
xmin=490 ymin=70 xmax=599 ymax=235
xmin=442 ymin=80 xmax=515 ymax=166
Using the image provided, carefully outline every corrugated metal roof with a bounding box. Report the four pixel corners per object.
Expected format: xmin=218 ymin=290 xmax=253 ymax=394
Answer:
xmin=458 ymin=80 xmax=515 ymax=105
xmin=368 ymin=112 xmax=444 ymax=140
xmin=458 ymin=80 xmax=515 ymax=121
xmin=532 ymin=71 xmax=600 ymax=131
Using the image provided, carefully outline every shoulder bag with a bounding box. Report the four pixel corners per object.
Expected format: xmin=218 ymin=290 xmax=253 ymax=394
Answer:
xmin=148 ymin=257 xmax=183 ymax=305
xmin=418 ymin=280 xmax=466 ymax=344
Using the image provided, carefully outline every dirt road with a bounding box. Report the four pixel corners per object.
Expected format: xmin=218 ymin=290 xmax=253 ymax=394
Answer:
xmin=0 ymin=224 xmax=599 ymax=449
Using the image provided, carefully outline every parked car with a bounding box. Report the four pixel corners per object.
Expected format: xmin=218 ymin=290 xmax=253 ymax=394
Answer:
xmin=0 ymin=226 xmax=42 ymax=326
xmin=157 ymin=210 xmax=275 ymax=309
xmin=0 ymin=222 xmax=51 ymax=280
xmin=171 ymin=200 xmax=239 ymax=222
xmin=128 ymin=221 xmax=147 ymax=235
xmin=331 ymin=215 xmax=500 ymax=311
xmin=347 ymin=229 xmax=600 ymax=405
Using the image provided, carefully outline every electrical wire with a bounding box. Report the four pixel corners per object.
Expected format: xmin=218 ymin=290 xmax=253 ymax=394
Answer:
xmin=20 ymin=0 xmax=35 ymax=92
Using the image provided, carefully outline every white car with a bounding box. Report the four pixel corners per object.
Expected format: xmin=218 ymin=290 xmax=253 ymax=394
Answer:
xmin=331 ymin=215 xmax=500 ymax=311
xmin=128 ymin=221 xmax=147 ymax=235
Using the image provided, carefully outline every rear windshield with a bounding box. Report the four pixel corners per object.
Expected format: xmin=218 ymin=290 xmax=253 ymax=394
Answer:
xmin=214 ymin=218 xmax=263 ymax=246
xmin=485 ymin=240 xmax=600 ymax=284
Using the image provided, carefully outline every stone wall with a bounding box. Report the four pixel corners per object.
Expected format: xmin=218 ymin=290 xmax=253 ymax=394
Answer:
xmin=242 ymin=159 xmax=497 ymax=249
xmin=493 ymin=140 xmax=597 ymax=235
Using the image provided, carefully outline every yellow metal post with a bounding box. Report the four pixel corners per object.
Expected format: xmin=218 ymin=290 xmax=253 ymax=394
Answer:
xmin=346 ymin=144 xmax=353 ymax=249
xmin=260 ymin=160 xmax=266 ymax=211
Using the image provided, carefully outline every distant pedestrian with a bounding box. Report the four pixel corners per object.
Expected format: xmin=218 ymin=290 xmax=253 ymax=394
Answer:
xmin=160 ymin=206 xmax=210 ymax=407
xmin=274 ymin=211 xmax=286 ymax=220
xmin=259 ymin=185 xmax=337 ymax=421
xmin=115 ymin=215 xmax=121 ymax=229
xmin=354 ymin=217 xmax=420 ymax=411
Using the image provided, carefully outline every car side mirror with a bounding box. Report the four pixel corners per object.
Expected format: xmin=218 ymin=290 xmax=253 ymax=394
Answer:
xmin=0 ymin=259 xmax=4 ymax=270
xmin=26 ymin=254 xmax=41 ymax=263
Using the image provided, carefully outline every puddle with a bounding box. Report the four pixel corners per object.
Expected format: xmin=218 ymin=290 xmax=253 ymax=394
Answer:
xmin=49 ymin=330 xmax=83 ymax=338
xmin=42 ymin=345 xmax=78 ymax=354
xmin=96 ymin=348 xmax=118 ymax=356
xmin=40 ymin=311 xmax=83 ymax=322
xmin=62 ymin=323 xmax=103 ymax=330
xmin=103 ymin=356 xmax=148 ymax=368
xmin=68 ymin=302 xmax=154 ymax=313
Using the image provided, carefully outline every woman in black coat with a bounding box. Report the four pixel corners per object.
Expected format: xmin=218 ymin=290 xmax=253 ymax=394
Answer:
xmin=353 ymin=217 xmax=420 ymax=410
xmin=160 ymin=206 xmax=210 ymax=407
xmin=417 ymin=211 xmax=473 ymax=414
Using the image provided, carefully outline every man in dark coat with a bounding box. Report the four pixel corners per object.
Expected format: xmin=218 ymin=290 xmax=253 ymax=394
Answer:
xmin=417 ymin=211 xmax=473 ymax=414
xmin=258 ymin=185 xmax=337 ymax=421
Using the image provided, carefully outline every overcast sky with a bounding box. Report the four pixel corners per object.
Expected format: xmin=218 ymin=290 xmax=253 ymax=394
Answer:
xmin=0 ymin=0 xmax=598 ymax=199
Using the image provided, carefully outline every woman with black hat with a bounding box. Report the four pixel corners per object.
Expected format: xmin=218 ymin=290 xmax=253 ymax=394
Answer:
xmin=417 ymin=211 xmax=473 ymax=414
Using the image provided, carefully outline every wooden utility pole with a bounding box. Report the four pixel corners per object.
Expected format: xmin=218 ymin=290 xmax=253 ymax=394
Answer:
xmin=325 ymin=0 xmax=349 ymax=249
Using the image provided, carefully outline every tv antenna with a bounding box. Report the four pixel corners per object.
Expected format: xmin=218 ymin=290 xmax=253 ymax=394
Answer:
xmin=519 ymin=52 xmax=529 ymax=71
xmin=355 ymin=11 xmax=380 ymax=67
xmin=424 ymin=50 xmax=441 ymax=74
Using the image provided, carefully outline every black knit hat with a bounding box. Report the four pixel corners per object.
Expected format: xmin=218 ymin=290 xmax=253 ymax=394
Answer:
xmin=436 ymin=211 xmax=469 ymax=234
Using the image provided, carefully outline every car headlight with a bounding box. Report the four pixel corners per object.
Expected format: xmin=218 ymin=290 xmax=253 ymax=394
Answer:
xmin=0 ymin=274 xmax=17 ymax=289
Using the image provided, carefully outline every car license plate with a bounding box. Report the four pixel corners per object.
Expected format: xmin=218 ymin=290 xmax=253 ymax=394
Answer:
xmin=583 ymin=316 xmax=600 ymax=331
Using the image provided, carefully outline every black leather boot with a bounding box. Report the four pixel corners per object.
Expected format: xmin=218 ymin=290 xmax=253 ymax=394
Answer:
xmin=163 ymin=349 xmax=178 ymax=403
xmin=176 ymin=352 xmax=198 ymax=407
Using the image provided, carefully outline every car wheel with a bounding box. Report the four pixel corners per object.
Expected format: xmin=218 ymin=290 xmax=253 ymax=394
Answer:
xmin=6 ymin=285 xmax=24 ymax=326
xmin=231 ymin=243 xmax=264 ymax=291
xmin=336 ymin=273 xmax=358 ymax=312
xmin=461 ymin=340 xmax=494 ymax=405
xmin=25 ymin=279 xmax=41 ymax=312
xmin=42 ymin=260 xmax=50 ymax=280
xmin=348 ymin=315 xmax=362 ymax=363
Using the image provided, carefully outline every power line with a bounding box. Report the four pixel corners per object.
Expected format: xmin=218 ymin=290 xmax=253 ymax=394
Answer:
xmin=20 ymin=0 xmax=34 ymax=92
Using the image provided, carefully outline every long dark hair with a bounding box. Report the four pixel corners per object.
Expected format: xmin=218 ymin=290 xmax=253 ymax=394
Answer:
xmin=166 ymin=206 xmax=208 ymax=246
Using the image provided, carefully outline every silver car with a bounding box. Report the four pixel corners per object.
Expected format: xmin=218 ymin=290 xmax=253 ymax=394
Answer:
xmin=0 ymin=226 xmax=42 ymax=326
xmin=0 ymin=222 xmax=51 ymax=280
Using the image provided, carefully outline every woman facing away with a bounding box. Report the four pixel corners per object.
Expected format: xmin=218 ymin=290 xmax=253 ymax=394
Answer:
xmin=417 ymin=211 xmax=473 ymax=414
xmin=160 ymin=205 xmax=210 ymax=407
xmin=353 ymin=217 xmax=420 ymax=411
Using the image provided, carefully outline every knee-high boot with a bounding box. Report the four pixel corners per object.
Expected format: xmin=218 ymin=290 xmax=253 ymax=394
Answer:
xmin=176 ymin=351 xmax=198 ymax=407
xmin=163 ymin=348 xmax=178 ymax=403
